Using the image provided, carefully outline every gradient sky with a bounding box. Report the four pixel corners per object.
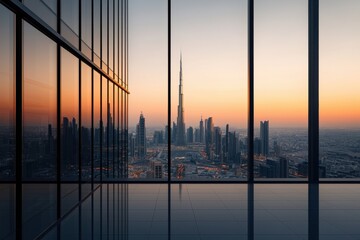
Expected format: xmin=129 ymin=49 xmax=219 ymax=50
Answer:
xmin=2 ymin=0 xmax=358 ymax=130
xmin=129 ymin=0 xmax=360 ymax=130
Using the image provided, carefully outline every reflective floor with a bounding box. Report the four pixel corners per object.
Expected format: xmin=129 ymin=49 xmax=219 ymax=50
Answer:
xmin=1 ymin=184 xmax=360 ymax=239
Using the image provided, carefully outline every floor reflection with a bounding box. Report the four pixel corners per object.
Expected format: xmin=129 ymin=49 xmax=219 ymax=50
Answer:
xmin=33 ymin=183 xmax=360 ymax=240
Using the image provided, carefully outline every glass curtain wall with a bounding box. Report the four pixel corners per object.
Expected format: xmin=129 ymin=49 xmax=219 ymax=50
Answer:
xmin=0 ymin=0 xmax=129 ymax=238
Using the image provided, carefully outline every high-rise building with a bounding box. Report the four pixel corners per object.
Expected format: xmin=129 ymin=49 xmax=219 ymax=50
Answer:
xmin=260 ymin=120 xmax=269 ymax=156
xmin=136 ymin=113 xmax=146 ymax=160
xmin=199 ymin=116 xmax=204 ymax=143
xmin=176 ymin=54 xmax=186 ymax=146
xmin=214 ymin=127 xmax=222 ymax=158
xmin=224 ymin=124 xmax=229 ymax=162
xmin=194 ymin=128 xmax=200 ymax=142
xmin=205 ymin=117 xmax=214 ymax=159
xmin=187 ymin=127 xmax=194 ymax=143
xmin=279 ymin=157 xmax=289 ymax=178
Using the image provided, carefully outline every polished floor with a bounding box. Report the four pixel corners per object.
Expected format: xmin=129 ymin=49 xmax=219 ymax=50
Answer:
xmin=1 ymin=184 xmax=360 ymax=239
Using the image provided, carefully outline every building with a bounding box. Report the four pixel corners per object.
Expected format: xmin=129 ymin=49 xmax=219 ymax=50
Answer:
xmin=260 ymin=120 xmax=269 ymax=156
xmin=136 ymin=113 xmax=146 ymax=160
xmin=176 ymin=54 xmax=186 ymax=146
xmin=199 ymin=116 xmax=204 ymax=143
xmin=150 ymin=160 xmax=163 ymax=179
xmin=187 ymin=126 xmax=194 ymax=144
xmin=205 ymin=117 xmax=214 ymax=159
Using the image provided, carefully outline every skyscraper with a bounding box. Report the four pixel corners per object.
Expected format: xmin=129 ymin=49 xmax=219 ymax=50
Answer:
xmin=136 ymin=113 xmax=146 ymax=160
xmin=205 ymin=117 xmax=214 ymax=159
xmin=176 ymin=54 xmax=186 ymax=146
xmin=199 ymin=116 xmax=204 ymax=144
xmin=260 ymin=120 xmax=269 ymax=156
xmin=187 ymin=127 xmax=194 ymax=143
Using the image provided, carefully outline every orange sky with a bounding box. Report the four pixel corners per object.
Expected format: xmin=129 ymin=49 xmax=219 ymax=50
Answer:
xmin=128 ymin=0 xmax=360 ymax=129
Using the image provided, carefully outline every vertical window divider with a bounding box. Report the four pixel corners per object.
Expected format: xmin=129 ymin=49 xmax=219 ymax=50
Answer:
xmin=309 ymin=0 xmax=319 ymax=184
xmin=167 ymin=0 xmax=171 ymax=182
xmin=247 ymin=0 xmax=254 ymax=183
xmin=168 ymin=0 xmax=172 ymax=237
xmin=56 ymin=0 xmax=61 ymax=222
xmin=308 ymin=0 xmax=319 ymax=239
xmin=79 ymin=0 xmax=82 ymax=202
xmin=91 ymin=0 xmax=94 ymax=189
xmin=15 ymin=10 xmax=23 ymax=240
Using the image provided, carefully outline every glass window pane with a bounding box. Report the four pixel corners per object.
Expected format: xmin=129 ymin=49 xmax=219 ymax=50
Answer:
xmin=24 ymin=0 xmax=57 ymax=30
xmin=319 ymin=0 xmax=360 ymax=179
xmin=94 ymin=71 xmax=101 ymax=183
xmin=254 ymin=0 xmax=308 ymax=179
xmin=109 ymin=0 xmax=114 ymax=74
xmin=114 ymin=87 xmax=119 ymax=178
xmin=23 ymin=184 xmax=57 ymax=239
xmin=102 ymin=0 xmax=108 ymax=72
xmin=61 ymin=0 xmax=79 ymax=48
xmin=0 ymin=5 xmax=15 ymax=180
xmin=94 ymin=0 xmax=101 ymax=67
xmin=0 ymin=184 xmax=15 ymax=239
xmin=102 ymin=77 xmax=108 ymax=179
xmin=128 ymin=0 xmax=167 ymax=180
xmin=61 ymin=48 xmax=79 ymax=181
xmin=23 ymin=22 xmax=57 ymax=180
xmin=61 ymin=48 xmax=79 ymax=215
xmin=171 ymin=0 xmax=248 ymax=181
xmin=81 ymin=0 xmax=92 ymax=59
xmin=108 ymin=83 xmax=114 ymax=179
xmin=81 ymin=62 xmax=92 ymax=197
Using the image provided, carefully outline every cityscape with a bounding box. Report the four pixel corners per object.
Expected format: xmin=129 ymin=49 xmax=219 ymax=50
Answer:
xmin=127 ymin=56 xmax=360 ymax=180
xmin=1 ymin=55 xmax=359 ymax=181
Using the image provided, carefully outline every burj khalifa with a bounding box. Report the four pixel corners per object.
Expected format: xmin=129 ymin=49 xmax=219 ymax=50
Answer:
xmin=176 ymin=54 xmax=186 ymax=146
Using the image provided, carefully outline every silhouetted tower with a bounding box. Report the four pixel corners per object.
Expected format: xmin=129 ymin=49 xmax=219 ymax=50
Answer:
xmin=136 ymin=113 xmax=146 ymax=160
xmin=199 ymin=116 xmax=204 ymax=144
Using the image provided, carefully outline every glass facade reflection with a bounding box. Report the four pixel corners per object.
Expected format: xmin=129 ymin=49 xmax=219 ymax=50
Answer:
xmin=0 ymin=4 xmax=15 ymax=180
xmin=0 ymin=0 xmax=129 ymax=238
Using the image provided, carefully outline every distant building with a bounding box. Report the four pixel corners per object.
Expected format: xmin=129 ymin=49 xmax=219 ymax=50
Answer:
xmin=214 ymin=127 xmax=222 ymax=157
xmin=260 ymin=120 xmax=269 ymax=156
xmin=153 ymin=131 xmax=164 ymax=145
xmin=187 ymin=127 xmax=193 ymax=143
xmin=176 ymin=54 xmax=186 ymax=146
xmin=259 ymin=157 xmax=288 ymax=178
xmin=150 ymin=160 xmax=163 ymax=179
xmin=228 ymin=132 xmax=237 ymax=163
xmin=279 ymin=157 xmax=289 ymax=178
xmin=194 ymin=128 xmax=200 ymax=142
xmin=136 ymin=113 xmax=146 ymax=160
xmin=254 ymin=137 xmax=262 ymax=155
xmin=205 ymin=117 xmax=214 ymax=159
xmin=199 ymin=116 xmax=204 ymax=143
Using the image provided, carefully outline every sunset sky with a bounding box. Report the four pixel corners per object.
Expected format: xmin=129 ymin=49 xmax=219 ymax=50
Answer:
xmin=0 ymin=0 xmax=359 ymax=130
xmin=128 ymin=0 xmax=360 ymax=130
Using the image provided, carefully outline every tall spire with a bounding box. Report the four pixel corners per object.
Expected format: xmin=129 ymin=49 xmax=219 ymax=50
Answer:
xmin=176 ymin=52 xmax=186 ymax=146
